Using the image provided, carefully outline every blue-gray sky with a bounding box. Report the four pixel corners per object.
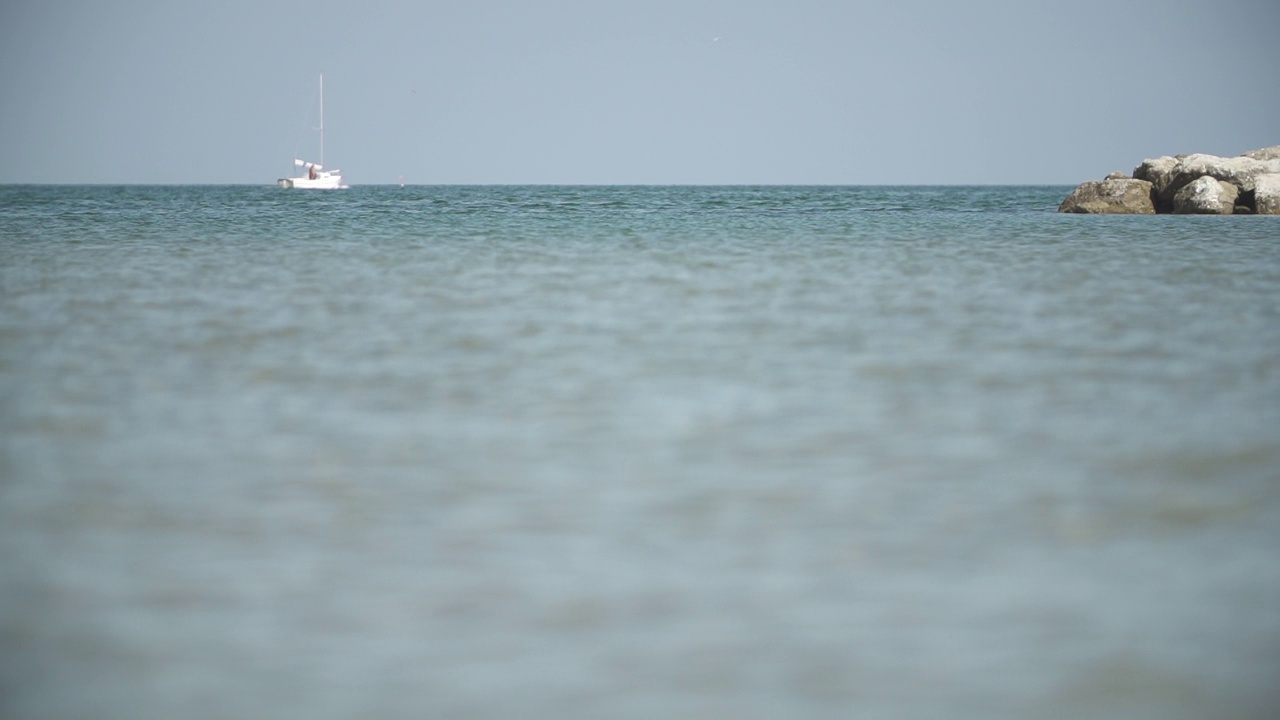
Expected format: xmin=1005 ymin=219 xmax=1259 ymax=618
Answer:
xmin=1 ymin=0 xmax=1276 ymax=185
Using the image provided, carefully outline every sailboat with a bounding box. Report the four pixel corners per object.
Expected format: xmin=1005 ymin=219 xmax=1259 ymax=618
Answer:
xmin=278 ymin=74 xmax=347 ymax=189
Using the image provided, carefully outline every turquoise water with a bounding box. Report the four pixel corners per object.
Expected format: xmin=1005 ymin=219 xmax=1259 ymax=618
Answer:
xmin=2 ymin=185 xmax=1279 ymax=719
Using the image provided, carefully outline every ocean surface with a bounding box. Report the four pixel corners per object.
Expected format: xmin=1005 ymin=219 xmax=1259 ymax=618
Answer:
xmin=2 ymin=184 xmax=1278 ymax=719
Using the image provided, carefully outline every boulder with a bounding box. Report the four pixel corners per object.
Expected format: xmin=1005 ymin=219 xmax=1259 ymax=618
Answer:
xmin=1242 ymin=145 xmax=1280 ymax=162
xmin=1254 ymin=173 xmax=1280 ymax=215
xmin=1067 ymin=145 xmax=1279 ymax=214
xmin=1132 ymin=156 xmax=1183 ymax=212
xmin=1161 ymin=153 xmax=1280 ymax=209
xmin=1058 ymin=177 xmax=1155 ymax=214
xmin=1172 ymin=176 xmax=1239 ymax=214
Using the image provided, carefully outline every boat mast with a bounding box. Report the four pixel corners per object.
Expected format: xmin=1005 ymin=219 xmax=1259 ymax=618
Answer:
xmin=319 ymin=73 xmax=324 ymax=168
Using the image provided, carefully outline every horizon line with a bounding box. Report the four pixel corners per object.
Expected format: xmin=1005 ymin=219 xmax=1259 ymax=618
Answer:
xmin=0 ymin=181 xmax=1080 ymax=188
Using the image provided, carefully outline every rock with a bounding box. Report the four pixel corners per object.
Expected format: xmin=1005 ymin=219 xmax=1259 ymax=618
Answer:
xmin=1132 ymin=156 xmax=1181 ymax=212
xmin=1172 ymin=176 xmax=1239 ymax=214
xmin=1242 ymin=145 xmax=1280 ymax=162
xmin=1254 ymin=173 xmax=1280 ymax=215
xmin=1058 ymin=177 xmax=1155 ymax=214
xmin=1070 ymin=145 xmax=1279 ymax=214
xmin=1162 ymin=153 xmax=1280 ymax=209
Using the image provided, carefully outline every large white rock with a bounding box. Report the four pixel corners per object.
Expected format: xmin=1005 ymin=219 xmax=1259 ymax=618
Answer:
xmin=1172 ymin=175 xmax=1239 ymax=215
xmin=1254 ymin=173 xmax=1280 ymax=215
xmin=1165 ymin=153 xmax=1280 ymax=203
xmin=1132 ymin=155 xmax=1181 ymax=212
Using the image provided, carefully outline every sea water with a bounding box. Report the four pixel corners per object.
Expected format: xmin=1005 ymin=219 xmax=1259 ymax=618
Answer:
xmin=1 ymin=185 xmax=1278 ymax=719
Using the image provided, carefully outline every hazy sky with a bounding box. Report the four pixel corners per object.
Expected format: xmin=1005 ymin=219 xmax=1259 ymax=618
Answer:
xmin=1 ymin=0 xmax=1276 ymax=185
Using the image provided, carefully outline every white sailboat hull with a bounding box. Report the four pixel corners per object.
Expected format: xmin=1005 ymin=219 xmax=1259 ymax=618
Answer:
xmin=277 ymin=171 xmax=345 ymax=189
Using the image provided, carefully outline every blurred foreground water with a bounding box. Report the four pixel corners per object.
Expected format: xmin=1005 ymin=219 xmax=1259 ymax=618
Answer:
xmin=2 ymin=185 xmax=1278 ymax=719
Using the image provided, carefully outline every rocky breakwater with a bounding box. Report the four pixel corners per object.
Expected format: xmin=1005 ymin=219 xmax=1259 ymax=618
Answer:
xmin=1059 ymin=145 xmax=1280 ymax=214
